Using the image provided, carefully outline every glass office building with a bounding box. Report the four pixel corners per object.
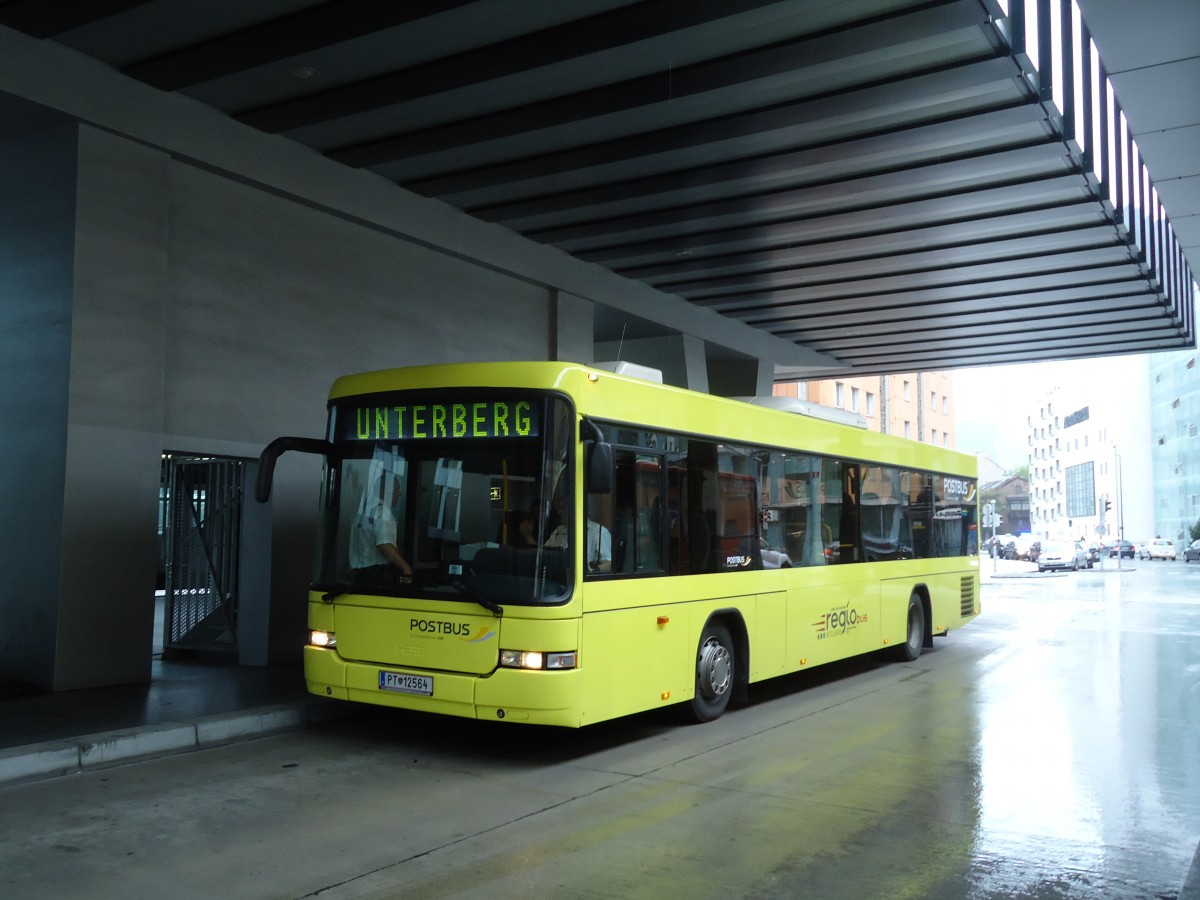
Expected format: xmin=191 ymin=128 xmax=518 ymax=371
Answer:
xmin=1149 ymin=348 xmax=1200 ymax=548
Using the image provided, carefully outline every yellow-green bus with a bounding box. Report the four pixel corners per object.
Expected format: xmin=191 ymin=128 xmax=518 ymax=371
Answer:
xmin=257 ymin=361 xmax=980 ymax=727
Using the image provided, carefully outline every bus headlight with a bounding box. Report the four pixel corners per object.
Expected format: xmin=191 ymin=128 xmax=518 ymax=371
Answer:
xmin=310 ymin=630 xmax=336 ymax=648
xmin=499 ymin=649 xmax=577 ymax=670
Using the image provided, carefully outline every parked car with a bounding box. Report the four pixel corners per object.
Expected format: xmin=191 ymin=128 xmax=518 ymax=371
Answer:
xmin=988 ymin=535 xmax=1017 ymax=559
xmin=983 ymin=535 xmax=1008 ymax=557
xmin=1140 ymin=538 xmax=1177 ymax=561
xmin=1077 ymin=541 xmax=1094 ymax=568
xmin=1184 ymin=539 xmax=1200 ymax=563
xmin=1038 ymin=541 xmax=1088 ymax=572
xmin=1109 ymin=540 xmax=1135 ymax=559
xmin=759 ymin=539 xmax=793 ymax=568
xmin=1085 ymin=543 xmax=1102 ymax=566
xmin=1010 ymin=535 xmax=1040 ymax=562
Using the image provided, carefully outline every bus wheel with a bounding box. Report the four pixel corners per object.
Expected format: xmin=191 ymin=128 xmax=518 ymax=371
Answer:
xmin=688 ymin=621 xmax=735 ymax=723
xmin=894 ymin=593 xmax=925 ymax=662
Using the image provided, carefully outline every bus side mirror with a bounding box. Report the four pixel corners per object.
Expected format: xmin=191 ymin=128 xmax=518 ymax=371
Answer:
xmin=255 ymin=436 xmax=334 ymax=503
xmin=581 ymin=418 xmax=612 ymax=494
xmin=587 ymin=441 xmax=614 ymax=495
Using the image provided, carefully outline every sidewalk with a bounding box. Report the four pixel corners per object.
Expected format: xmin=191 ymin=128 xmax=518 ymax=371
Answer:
xmin=981 ymin=555 xmax=1137 ymax=579
xmin=0 ymin=659 xmax=345 ymax=787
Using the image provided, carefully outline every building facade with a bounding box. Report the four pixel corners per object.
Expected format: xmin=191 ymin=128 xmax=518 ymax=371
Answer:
xmin=777 ymin=372 xmax=957 ymax=447
xmin=982 ymin=475 xmax=1032 ymax=536
xmin=1027 ymin=392 xmax=1121 ymax=542
xmin=1149 ymin=347 xmax=1200 ymax=548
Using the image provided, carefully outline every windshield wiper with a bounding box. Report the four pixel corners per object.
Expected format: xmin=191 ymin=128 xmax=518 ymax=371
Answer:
xmin=448 ymin=579 xmax=504 ymax=616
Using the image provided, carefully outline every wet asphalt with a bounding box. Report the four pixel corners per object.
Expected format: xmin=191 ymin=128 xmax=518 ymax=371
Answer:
xmin=0 ymin=557 xmax=1196 ymax=899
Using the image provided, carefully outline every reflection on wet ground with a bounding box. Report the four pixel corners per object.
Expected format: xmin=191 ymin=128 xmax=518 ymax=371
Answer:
xmin=1 ymin=561 xmax=1196 ymax=899
xmin=970 ymin=560 xmax=1200 ymax=897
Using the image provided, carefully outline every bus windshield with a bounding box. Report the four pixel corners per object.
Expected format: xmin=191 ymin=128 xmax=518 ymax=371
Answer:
xmin=315 ymin=391 xmax=574 ymax=605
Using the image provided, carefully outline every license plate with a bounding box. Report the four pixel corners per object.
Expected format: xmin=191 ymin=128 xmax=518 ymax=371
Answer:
xmin=378 ymin=671 xmax=434 ymax=696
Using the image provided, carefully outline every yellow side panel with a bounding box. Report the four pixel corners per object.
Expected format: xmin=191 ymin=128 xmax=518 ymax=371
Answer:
xmin=926 ymin=568 xmax=980 ymax=632
xmin=787 ymin=570 xmax=881 ymax=669
xmin=879 ymin=567 xmax=980 ymax=643
xmin=878 ymin=578 xmax=915 ymax=645
xmin=579 ymin=603 xmax=692 ymax=725
xmin=751 ymin=591 xmax=787 ymax=681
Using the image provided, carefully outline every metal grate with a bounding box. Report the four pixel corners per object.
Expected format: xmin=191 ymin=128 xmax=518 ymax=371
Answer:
xmin=163 ymin=456 xmax=244 ymax=657
xmin=960 ymin=576 xmax=976 ymax=618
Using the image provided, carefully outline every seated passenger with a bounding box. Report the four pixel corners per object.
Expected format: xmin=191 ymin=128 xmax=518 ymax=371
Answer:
xmin=545 ymin=517 xmax=612 ymax=572
xmin=510 ymin=510 xmax=539 ymax=548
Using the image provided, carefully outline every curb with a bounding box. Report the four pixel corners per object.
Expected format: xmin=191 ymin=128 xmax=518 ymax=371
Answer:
xmin=0 ymin=699 xmax=353 ymax=787
xmin=983 ymin=565 xmax=1138 ymax=581
xmin=1182 ymin=839 xmax=1200 ymax=900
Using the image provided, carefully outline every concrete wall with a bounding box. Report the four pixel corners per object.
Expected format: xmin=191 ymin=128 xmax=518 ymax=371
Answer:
xmin=0 ymin=24 xmax=820 ymax=691
xmin=41 ymin=125 xmax=573 ymax=689
xmin=0 ymin=125 xmax=77 ymax=689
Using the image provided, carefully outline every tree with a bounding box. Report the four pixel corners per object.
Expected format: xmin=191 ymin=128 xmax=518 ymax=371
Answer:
xmin=1191 ymin=519 xmax=1200 ymax=542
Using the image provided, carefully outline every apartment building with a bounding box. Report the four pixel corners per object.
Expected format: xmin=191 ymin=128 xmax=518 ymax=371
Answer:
xmin=776 ymin=372 xmax=957 ymax=448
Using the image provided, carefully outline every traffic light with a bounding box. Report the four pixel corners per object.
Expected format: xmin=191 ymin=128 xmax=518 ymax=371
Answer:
xmin=1104 ymin=500 xmax=1112 ymax=514
xmin=995 ymin=514 xmax=1002 ymax=526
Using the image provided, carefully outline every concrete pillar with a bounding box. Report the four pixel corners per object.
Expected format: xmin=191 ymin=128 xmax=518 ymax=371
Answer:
xmin=683 ymin=335 xmax=709 ymax=392
xmin=553 ymin=290 xmax=593 ymax=363
xmin=56 ymin=127 xmax=169 ymax=689
xmin=0 ymin=123 xmax=77 ymax=690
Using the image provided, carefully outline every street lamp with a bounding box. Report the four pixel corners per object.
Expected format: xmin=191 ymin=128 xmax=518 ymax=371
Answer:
xmin=1115 ymin=446 xmax=1124 ymax=542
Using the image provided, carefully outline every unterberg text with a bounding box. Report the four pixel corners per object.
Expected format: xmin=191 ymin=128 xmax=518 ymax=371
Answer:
xmin=352 ymin=399 xmax=534 ymax=441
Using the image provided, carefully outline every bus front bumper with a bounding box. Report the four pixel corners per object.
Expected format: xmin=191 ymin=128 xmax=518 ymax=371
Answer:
xmin=304 ymin=646 xmax=583 ymax=727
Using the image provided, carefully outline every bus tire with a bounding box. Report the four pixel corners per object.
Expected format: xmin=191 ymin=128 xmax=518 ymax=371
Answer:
xmin=894 ymin=593 xmax=925 ymax=662
xmin=687 ymin=621 xmax=735 ymax=723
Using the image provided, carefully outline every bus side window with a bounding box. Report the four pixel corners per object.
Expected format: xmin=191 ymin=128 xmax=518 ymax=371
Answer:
xmin=611 ymin=451 xmax=635 ymax=573
xmin=821 ymin=459 xmax=861 ymax=564
xmin=686 ymin=440 xmax=720 ymax=574
xmin=633 ymin=454 xmax=662 ymax=572
xmin=611 ymin=450 xmax=664 ymax=574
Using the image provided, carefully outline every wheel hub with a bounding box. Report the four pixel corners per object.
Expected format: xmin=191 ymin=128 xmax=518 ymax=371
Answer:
xmin=697 ymin=637 xmax=732 ymax=700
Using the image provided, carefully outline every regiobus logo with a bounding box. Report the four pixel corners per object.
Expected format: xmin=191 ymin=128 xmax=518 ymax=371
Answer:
xmin=812 ymin=600 xmax=867 ymax=640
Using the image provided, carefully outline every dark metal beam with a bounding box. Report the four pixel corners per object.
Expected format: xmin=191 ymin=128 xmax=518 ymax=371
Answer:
xmin=122 ymin=1 xmax=477 ymax=91
xmin=234 ymin=0 xmax=786 ymax=134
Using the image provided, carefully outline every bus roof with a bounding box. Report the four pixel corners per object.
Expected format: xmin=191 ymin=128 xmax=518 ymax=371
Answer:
xmin=328 ymin=361 xmax=977 ymax=478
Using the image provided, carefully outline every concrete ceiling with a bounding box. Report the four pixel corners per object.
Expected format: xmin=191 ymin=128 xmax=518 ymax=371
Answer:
xmin=1 ymin=0 xmax=1195 ymax=376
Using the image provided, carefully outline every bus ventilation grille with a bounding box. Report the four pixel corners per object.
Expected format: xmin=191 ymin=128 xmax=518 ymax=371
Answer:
xmin=960 ymin=577 xmax=975 ymax=617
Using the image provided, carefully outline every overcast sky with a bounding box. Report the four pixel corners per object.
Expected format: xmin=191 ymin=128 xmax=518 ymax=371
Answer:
xmin=952 ymin=355 xmax=1151 ymax=471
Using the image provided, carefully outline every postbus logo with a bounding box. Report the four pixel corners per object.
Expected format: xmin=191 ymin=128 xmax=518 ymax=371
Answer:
xmin=943 ymin=478 xmax=973 ymax=498
xmin=408 ymin=618 xmax=495 ymax=642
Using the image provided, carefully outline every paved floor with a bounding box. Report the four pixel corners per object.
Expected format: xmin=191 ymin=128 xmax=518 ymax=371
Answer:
xmin=0 ymin=557 xmax=1167 ymax=768
xmin=0 ymin=658 xmax=337 ymax=785
xmin=2 ymin=560 xmax=1197 ymax=897
xmin=0 ymin=658 xmax=311 ymax=750
xmin=1 ymin=591 xmax=343 ymax=783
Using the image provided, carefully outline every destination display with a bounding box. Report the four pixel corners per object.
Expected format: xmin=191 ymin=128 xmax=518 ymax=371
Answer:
xmin=336 ymin=394 xmax=541 ymax=442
